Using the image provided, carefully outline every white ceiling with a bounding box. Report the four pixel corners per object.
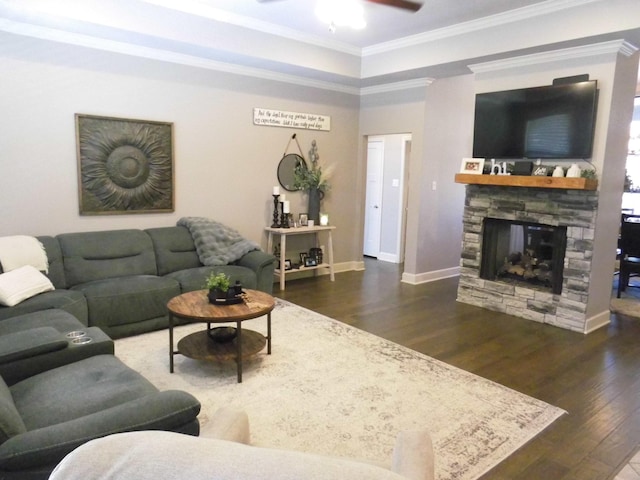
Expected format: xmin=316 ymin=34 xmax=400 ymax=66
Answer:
xmin=1 ymin=0 xmax=639 ymax=92
xmin=184 ymin=0 xmax=551 ymax=49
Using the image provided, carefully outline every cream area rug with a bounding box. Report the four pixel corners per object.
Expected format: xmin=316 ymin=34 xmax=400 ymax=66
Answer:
xmin=611 ymin=297 xmax=640 ymax=319
xmin=115 ymin=300 xmax=565 ymax=480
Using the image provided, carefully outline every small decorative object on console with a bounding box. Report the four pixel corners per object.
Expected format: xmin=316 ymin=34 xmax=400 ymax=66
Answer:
xmin=309 ymin=247 xmax=323 ymax=264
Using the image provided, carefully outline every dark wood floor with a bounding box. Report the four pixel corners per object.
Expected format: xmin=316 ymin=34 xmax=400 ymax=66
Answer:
xmin=274 ymin=258 xmax=640 ymax=480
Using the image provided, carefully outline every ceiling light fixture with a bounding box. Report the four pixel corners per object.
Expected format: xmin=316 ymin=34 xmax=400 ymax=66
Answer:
xmin=315 ymin=0 xmax=366 ymax=32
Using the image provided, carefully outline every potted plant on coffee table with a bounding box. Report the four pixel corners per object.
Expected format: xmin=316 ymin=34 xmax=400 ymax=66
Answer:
xmin=205 ymin=272 xmax=231 ymax=303
xmin=204 ymin=272 xmax=243 ymax=305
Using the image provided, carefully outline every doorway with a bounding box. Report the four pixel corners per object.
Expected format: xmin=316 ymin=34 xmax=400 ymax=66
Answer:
xmin=363 ymin=134 xmax=411 ymax=262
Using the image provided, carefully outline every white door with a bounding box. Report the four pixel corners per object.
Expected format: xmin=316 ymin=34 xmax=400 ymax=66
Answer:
xmin=364 ymin=139 xmax=384 ymax=257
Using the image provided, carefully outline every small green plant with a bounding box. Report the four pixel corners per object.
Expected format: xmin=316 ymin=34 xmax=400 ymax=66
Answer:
xmin=204 ymin=272 xmax=230 ymax=292
xmin=581 ymin=169 xmax=597 ymax=180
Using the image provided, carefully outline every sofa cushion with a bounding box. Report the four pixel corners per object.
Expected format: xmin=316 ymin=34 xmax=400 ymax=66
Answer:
xmin=0 ymin=266 xmax=54 ymax=307
xmin=145 ymin=226 xmax=201 ymax=276
xmin=71 ymin=275 xmax=180 ymax=329
xmin=57 ymin=230 xmax=157 ymax=287
xmin=0 ymin=377 xmax=26 ymax=444
xmin=166 ymin=265 xmax=257 ymax=293
xmin=0 ymin=289 xmax=88 ymax=325
xmin=10 ymin=355 xmax=158 ymax=430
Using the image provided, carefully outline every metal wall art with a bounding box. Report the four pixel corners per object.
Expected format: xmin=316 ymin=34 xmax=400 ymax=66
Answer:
xmin=75 ymin=114 xmax=174 ymax=215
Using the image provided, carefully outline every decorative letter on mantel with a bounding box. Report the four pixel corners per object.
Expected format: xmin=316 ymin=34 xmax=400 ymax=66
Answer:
xmin=253 ymin=108 xmax=331 ymax=131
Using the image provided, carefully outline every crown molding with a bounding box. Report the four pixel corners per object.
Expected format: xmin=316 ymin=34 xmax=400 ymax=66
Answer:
xmin=468 ymin=39 xmax=639 ymax=74
xmin=360 ymin=78 xmax=434 ymax=95
xmin=0 ymin=19 xmax=362 ymax=95
xmin=362 ymin=0 xmax=601 ymax=57
xmin=138 ymin=0 xmax=363 ymax=56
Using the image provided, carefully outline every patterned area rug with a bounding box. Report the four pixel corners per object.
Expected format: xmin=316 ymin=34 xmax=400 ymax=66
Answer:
xmin=611 ymin=297 xmax=640 ymax=319
xmin=115 ymin=299 xmax=565 ymax=480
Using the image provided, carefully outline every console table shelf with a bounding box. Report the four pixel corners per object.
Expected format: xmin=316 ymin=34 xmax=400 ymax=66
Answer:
xmin=454 ymin=173 xmax=597 ymax=190
xmin=265 ymin=225 xmax=335 ymax=291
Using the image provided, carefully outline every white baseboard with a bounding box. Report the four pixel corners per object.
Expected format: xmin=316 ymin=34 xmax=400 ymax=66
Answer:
xmin=401 ymin=266 xmax=460 ymax=285
xmin=376 ymin=252 xmax=400 ymax=263
xmin=583 ymin=309 xmax=611 ymax=334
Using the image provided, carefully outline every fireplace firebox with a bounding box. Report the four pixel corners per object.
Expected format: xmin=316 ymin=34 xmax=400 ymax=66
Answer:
xmin=480 ymin=218 xmax=567 ymax=295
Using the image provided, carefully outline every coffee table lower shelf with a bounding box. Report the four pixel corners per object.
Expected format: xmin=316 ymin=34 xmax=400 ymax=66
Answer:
xmin=177 ymin=329 xmax=266 ymax=363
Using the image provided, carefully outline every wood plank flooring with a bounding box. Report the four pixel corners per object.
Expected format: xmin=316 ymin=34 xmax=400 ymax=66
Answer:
xmin=273 ymin=258 xmax=640 ymax=480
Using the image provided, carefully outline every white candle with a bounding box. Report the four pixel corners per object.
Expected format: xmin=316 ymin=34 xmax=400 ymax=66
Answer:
xmin=283 ymin=200 xmax=290 ymax=213
xmin=279 ymin=194 xmax=286 ymax=203
xmin=273 ymin=186 xmax=280 ymax=196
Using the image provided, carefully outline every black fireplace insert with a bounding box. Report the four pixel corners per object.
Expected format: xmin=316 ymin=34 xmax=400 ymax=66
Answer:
xmin=480 ymin=218 xmax=567 ymax=294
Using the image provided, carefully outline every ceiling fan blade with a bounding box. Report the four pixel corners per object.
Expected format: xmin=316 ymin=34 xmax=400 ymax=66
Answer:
xmin=366 ymin=0 xmax=422 ymax=11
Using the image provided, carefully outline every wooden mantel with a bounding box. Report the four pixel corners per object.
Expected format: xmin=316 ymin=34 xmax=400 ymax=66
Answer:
xmin=454 ymin=173 xmax=598 ymax=191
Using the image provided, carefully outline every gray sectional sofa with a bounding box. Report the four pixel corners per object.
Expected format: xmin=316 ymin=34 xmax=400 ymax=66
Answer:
xmin=0 ymin=226 xmax=276 ymax=339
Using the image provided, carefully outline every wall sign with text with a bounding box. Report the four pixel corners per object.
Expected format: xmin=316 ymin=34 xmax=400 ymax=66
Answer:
xmin=253 ymin=108 xmax=331 ymax=131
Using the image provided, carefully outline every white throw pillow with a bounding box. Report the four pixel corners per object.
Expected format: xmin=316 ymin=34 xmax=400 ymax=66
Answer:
xmin=0 ymin=265 xmax=54 ymax=307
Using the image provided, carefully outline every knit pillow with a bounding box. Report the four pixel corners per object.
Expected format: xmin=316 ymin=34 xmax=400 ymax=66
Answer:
xmin=0 ymin=266 xmax=54 ymax=307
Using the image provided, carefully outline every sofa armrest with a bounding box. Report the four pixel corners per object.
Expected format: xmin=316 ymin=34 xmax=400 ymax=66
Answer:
xmin=237 ymin=250 xmax=276 ymax=293
xmin=0 ymin=327 xmax=67 ymax=364
xmin=390 ymin=430 xmax=434 ymax=480
xmin=0 ymin=390 xmax=201 ymax=471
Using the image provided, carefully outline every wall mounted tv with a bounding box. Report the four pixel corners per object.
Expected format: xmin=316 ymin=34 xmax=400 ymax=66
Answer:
xmin=472 ymin=80 xmax=598 ymax=160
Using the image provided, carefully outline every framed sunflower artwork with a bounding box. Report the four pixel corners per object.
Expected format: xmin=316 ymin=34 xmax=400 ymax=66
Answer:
xmin=75 ymin=114 xmax=174 ymax=215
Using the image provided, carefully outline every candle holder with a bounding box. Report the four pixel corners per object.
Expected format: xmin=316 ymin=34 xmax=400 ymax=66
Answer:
xmin=280 ymin=202 xmax=289 ymax=228
xmin=271 ymin=195 xmax=280 ymax=228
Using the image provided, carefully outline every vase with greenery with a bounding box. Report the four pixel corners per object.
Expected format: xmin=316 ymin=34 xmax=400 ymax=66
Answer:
xmin=293 ymin=140 xmax=332 ymax=223
xmin=205 ymin=272 xmax=231 ymax=302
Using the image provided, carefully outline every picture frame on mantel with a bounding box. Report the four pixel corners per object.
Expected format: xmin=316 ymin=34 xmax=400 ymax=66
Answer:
xmin=460 ymin=158 xmax=484 ymax=174
xmin=75 ymin=114 xmax=174 ymax=215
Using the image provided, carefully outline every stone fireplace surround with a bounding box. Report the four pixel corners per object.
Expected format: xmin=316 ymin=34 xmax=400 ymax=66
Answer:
xmin=456 ymin=184 xmax=598 ymax=332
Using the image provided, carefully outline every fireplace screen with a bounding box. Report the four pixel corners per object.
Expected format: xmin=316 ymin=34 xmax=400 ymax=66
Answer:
xmin=480 ymin=218 xmax=567 ymax=294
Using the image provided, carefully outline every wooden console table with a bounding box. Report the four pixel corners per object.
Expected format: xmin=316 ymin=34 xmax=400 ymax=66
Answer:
xmin=265 ymin=225 xmax=335 ymax=291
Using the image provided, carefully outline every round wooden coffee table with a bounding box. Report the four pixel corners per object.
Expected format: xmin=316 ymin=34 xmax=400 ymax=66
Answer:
xmin=167 ymin=289 xmax=275 ymax=383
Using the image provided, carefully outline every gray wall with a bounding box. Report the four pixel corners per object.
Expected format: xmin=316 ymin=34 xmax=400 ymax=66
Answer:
xmin=0 ymin=31 xmax=360 ymax=265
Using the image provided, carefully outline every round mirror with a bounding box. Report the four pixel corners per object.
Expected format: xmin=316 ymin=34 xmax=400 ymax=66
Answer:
xmin=277 ymin=153 xmax=306 ymax=192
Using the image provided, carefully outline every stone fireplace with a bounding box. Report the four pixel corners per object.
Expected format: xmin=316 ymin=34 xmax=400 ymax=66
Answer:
xmin=456 ymin=183 xmax=598 ymax=331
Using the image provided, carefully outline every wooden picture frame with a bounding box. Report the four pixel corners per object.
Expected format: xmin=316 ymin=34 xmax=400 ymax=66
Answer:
xmin=460 ymin=158 xmax=484 ymax=174
xmin=75 ymin=114 xmax=174 ymax=215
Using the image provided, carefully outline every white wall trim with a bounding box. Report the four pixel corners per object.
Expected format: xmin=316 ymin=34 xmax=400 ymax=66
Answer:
xmin=401 ymin=267 xmax=460 ymax=285
xmin=0 ymin=19 xmax=361 ymax=96
xmin=377 ymin=252 xmax=400 ymax=263
xmin=362 ymin=0 xmax=601 ymax=56
xmin=469 ymin=39 xmax=639 ymax=74
xmin=583 ymin=310 xmax=612 ymax=334
xmin=360 ymin=78 xmax=434 ymax=95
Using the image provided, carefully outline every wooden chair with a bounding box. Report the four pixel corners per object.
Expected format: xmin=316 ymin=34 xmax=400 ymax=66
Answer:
xmin=617 ymin=214 xmax=640 ymax=298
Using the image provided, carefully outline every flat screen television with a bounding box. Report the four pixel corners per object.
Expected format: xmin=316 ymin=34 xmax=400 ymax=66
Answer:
xmin=472 ymin=80 xmax=598 ymax=160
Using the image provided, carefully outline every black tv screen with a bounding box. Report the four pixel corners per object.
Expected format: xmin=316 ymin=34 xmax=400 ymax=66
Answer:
xmin=472 ymin=80 xmax=598 ymax=160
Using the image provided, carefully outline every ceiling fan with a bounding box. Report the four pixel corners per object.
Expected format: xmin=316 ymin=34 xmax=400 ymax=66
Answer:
xmin=256 ymin=0 xmax=423 ymax=12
